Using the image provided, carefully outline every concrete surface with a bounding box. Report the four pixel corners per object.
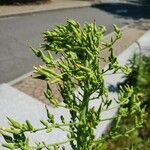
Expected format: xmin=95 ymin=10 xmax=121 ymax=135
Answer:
xmin=0 ymin=83 xmax=70 ymax=149
xmin=0 ymin=0 xmax=96 ymax=18
xmin=137 ymin=30 xmax=150 ymax=55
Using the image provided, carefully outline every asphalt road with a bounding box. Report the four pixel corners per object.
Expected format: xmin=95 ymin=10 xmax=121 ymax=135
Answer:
xmin=0 ymin=6 xmax=132 ymax=83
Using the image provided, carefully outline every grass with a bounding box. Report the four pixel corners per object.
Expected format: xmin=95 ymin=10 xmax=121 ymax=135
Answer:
xmin=104 ymin=54 xmax=150 ymax=150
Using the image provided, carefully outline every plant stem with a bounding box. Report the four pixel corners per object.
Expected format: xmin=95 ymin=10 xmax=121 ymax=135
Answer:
xmin=32 ymin=138 xmax=74 ymax=149
xmin=34 ymin=122 xmax=81 ymax=132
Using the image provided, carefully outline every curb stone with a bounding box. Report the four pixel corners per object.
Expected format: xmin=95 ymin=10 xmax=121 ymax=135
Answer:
xmin=0 ymin=1 xmax=99 ymax=18
xmin=137 ymin=30 xmax=150 ymax=55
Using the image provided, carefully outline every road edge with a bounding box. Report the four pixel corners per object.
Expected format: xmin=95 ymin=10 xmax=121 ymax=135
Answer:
xmin=0 ymin=1 xmax=99 ymax=18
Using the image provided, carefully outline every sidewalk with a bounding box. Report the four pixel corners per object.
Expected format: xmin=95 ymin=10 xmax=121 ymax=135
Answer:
xmin=0 ymin=0 xmax=97 ymax=18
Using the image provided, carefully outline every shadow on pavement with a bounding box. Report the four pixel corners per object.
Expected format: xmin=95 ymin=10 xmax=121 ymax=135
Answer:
xmin=128 ymin=0 xmax=150 ymax=5
xmin=92 ymin=2 xmax=150 ymax=20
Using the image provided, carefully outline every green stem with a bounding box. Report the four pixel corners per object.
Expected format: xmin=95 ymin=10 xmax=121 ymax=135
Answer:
xmin=34 ymin=122 xmax=81 ymax=132
xmin=76 ymin=83 xmax=91 ymax=149
xmin=32 ymin=138 xmax=74 ymax=149
xmin=0 ymin=122 xmax=80 ymax=133
xmin=58 ymin=104 xmax=78 ymax=112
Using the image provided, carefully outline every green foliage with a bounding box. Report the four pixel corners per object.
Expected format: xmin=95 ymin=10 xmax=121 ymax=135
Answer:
xmin=125 ymin=54 xmax=150 ymax=102
xmin=104 ymin=54 xmax=150 ymax=150
xmin=0 ymin=19 xmax=146 ymax=150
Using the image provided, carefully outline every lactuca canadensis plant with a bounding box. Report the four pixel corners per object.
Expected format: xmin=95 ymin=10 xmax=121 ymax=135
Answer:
xmin=0 ymin=19 xmax=146 ymax=150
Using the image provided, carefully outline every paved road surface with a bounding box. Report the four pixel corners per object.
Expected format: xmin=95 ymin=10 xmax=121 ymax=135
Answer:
xmin=0 ymin=6 xmax=132 ymax=83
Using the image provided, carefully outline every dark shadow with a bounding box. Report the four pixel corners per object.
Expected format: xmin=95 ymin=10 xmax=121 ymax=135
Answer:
xmin=92 ymin=2 xmax=150 ymax=20
xmin=128 ymin=0 xmax=150 ymax=5
xmin=108 ymin=84 xmax=118 ymax=93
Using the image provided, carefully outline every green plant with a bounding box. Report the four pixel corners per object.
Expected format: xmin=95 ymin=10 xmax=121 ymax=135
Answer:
xmin=125 ymin=54 xmax=150 ymax=101
xmin=104 ymin=54 xmax=150 ymax=150
xmin=0 ymin=19 xmax=146 ymax=150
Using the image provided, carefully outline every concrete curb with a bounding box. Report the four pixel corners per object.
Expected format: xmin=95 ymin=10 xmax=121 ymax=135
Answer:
xmin=137 ymin=30 xmax=150 ymax=55
xmin=8 ymin=71 xmax=33 ymax=85
xmin=116 ymin=29 xmax=150 ymax=56
xmin=0 ymin=1 xmax=99 ymax=18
